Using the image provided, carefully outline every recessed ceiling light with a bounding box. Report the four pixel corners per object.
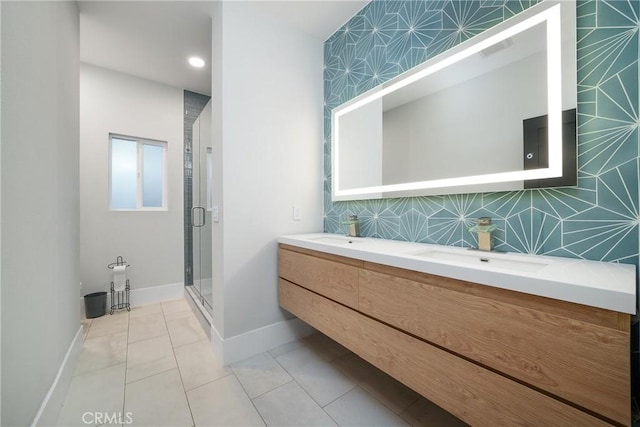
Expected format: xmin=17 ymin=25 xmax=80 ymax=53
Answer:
xmin=188 ymin=57 xmax=205 ymax=68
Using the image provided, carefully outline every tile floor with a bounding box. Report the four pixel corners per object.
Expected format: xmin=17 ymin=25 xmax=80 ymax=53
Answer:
xmin=57 ymin=298 xmax=467 ymax=427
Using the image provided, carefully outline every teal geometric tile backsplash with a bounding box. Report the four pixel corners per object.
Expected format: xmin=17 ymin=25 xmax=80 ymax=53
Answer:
xmin=323 ymin=0 xmax=639 ymax=266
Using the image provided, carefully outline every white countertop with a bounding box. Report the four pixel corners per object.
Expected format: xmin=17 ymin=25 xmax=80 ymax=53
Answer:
xmin=278 ymin=233 xmax=637 ymax=314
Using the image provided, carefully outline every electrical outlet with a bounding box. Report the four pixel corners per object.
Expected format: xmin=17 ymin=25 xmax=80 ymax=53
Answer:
xmin=212 ymin=205 xmax=220 ymax=223
xmin=293 ymin=205 xmax=301 ymax=221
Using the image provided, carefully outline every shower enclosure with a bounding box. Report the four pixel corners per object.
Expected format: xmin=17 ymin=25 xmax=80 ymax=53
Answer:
xmin=184 ymin=91 xmax=213 ymax=315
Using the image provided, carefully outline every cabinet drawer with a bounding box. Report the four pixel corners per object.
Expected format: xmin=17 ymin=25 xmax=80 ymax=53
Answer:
xmin=279 ymin=279 xmax=611 ymax=427
xmin=278 ymin=247 xmax=360 ymax=309
xmin=358 ymin=268 xmax=630 ymax=425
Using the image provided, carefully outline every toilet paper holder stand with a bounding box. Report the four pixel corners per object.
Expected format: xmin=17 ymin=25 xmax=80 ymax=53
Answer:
xmin=107 ymin=255 xmax=131 ymax=314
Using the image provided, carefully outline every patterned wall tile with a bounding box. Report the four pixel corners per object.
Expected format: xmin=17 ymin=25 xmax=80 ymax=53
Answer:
xmin=323 ymin=0 xmax=639 ymax=266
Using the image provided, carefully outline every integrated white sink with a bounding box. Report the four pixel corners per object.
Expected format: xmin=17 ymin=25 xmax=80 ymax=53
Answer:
xmin=410 ymin=249 xmax=550 ymax=273
xmin=307 ymin=236 xmax=362 ymax=245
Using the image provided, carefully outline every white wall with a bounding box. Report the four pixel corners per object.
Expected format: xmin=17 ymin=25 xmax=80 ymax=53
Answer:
xmin=80 ymin=64 xmax=184 ymax=294
xmin=212 ymin=2 xmax=324 ymax=340
xmin=211 ymin=1 xmax=224 ymax=334
xmin=1 ymin=2 xmax=80 ymax=425
xmin=0 ymin=2 xmax=3 ymax=423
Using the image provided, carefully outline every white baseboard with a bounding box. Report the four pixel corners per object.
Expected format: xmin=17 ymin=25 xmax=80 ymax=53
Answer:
xmin=211 ymin=317 xmax=314 ymax=365
xmin=81 ymin=283 xmax=185 ymax=316
xmin=127 ymin=282 xmax=184 ymax=307
xmin=32 ymin=325 xmax=83 ymax=426
xmin=210 ymin=324 xmax=225 ymax=362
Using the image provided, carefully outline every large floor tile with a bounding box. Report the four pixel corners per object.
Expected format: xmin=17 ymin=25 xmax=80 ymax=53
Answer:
xmin=126 ymin=335 xmax=176 ymax=383
xmin=400 ymin=398 xmax=468 ymax=427
xmin=86 ymin=311 xmax=129 ymax=340
xmin=302 ymin=333 xmax=350 ymax=362
xmin=129 ymin=303 xmax=162 ymax=319
xmin=276 ymin=346 xmax=356 ymax=407
xmin=187 ymin=375 xmax=265 ymax=427
xmin=64 ymin=298 xmax=419 ymax=427
xmin=57 ymin=363 xmax=126 ymax=427
xmin=74 ymin=332 xmax=128 ymax=376
xmin=162 ymin=299 xmax=193 ymax=320
xmin=333 ymin=353 xmax=419 ymax=414
xmin=128 ymin=313 xmax=167 ymax=343
xmin=324 ymin=387 xmax=409 ymax=427
xmin=253 ymin=381 xmax=337 ymax=427
xmin=268 ymin=339 xmax=307 ymax=359
xmin=231 ymin=352 xmax=292 ymax=398
xmin=124 ymin=369 xmax=193 ymax=426
xmin=174 ymin=340 xmax=230 ymax=391
xmin=166 ymin=315 xmax=207 ymax=348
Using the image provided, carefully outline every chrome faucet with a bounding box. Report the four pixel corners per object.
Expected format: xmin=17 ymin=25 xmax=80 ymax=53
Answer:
xmin=468 ymin=217 xmax=496 ymax=251
xmin=343 ymin=215 xmax=360 ymax=237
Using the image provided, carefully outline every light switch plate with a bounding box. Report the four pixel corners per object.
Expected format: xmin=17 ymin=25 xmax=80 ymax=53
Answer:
xmin=293 ymin=205 xmax=301 ymax=221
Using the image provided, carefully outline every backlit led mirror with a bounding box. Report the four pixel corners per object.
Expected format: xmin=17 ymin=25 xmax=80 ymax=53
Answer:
xmin=331 ymin=1 xmax=576 ymax=201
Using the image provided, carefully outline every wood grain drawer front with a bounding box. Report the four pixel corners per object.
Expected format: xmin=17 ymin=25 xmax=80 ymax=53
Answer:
xmin=358 ymin=268 xmax=630 ymax=426
xmin=279 ymin=279 xmax=611 ymax=427
xmin=278 ymin=248 xmax=359 ymax=309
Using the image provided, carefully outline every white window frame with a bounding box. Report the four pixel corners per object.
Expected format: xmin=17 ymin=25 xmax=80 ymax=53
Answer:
xmin=109 ymin=133 xmax=168 ymax=211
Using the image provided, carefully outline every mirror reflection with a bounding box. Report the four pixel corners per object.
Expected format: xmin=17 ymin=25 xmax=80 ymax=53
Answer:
xmin=332 ymin=1 xmax=576 ymax=201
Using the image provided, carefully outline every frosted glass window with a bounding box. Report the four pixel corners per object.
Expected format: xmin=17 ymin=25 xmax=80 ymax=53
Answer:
xmin=143 ymin=144 xmax=164 ymax=207
xmin=111 ymin=138 xmax=138 ymax=209
xmin=110 ymin=134 xmax=167 ymax=210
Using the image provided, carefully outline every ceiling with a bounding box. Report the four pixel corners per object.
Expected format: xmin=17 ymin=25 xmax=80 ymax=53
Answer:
xmin=78 ymin=1 xmax=369 ymax=96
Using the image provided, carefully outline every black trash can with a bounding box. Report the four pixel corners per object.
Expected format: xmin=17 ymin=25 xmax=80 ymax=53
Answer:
xmin=84 ymin=291 xmax=107 ymax=318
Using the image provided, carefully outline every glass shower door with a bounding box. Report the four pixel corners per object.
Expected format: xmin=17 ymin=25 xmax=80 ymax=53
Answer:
xmin=191 ymin=102 xmax=213 ymax=313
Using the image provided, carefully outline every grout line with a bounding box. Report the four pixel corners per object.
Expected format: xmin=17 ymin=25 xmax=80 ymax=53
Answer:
xmin=227 ymin=355 xmax=272 ymax=425
xmin=272 ymin=347 xmax=356 ymax=411
xmin=231 ymin=353 xmax=296 ymax=400
xmin=399 ymin=396 xmax=422 ymax=418
xmin=319 ymin=384 xmax=358 ymax=409
xmin=123 ymin=363 xmax=176 ymax=386
xmin=237 ymin=374 xmax=270 ymax=426
xmin=170 ymin=329 xmax=209 ymax=350
xmin=162 ymin=299 xmax=197 ymax=427
xmin=331 ymin=352 xmax=421 ymax=416
xmin=247 ymin=378 xmax=295 ymax=401
xmin=323 ymin=402 xmax=342 ymax=427
xmin=277 ymin=355 xmax=352 ymax=423
xmin=267 ymin=339 xmax=309 ymax=359
xmin=181 ymin=370 xmax=234 ymax=394
xmin=124 ymin=331 xmax=169 ymax=346
xmin=228 ymin=365 xmax=250 ymax=392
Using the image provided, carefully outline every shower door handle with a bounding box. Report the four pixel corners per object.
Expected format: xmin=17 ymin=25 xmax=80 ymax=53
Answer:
xmin=191 ymin=206 xmax=206 ymax=227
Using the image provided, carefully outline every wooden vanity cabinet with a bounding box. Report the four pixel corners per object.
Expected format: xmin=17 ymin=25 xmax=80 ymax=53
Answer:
xmin=277 ymin=245 xmax=361 ymax=309
xmin=278 ymin=244 xmax=631 ymax=427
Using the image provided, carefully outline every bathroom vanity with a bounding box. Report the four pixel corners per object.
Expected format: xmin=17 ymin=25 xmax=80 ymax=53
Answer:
xmin=277 ymin=234 xmax=636 ymax=426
